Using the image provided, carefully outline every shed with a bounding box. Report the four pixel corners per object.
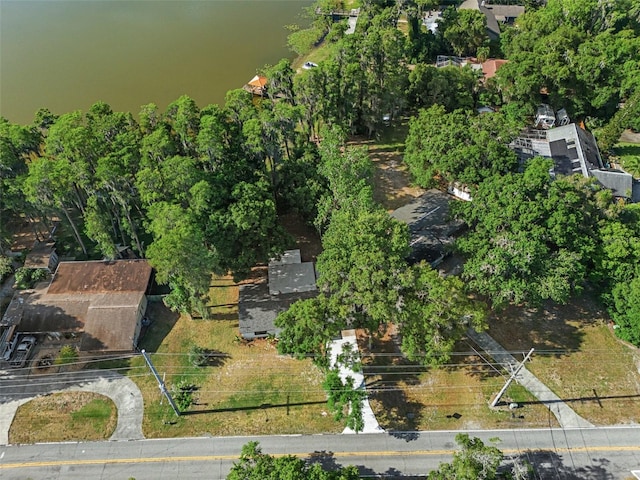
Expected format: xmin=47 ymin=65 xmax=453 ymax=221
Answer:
xmin=23 ymin=242 xmax=58 ymax=272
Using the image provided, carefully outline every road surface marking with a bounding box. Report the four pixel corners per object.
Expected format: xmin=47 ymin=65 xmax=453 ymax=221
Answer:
xmin=1 ymin=446 xmax=640 ymax=469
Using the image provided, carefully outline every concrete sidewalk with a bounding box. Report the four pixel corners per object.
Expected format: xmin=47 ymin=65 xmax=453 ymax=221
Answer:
xmin=328 ymin=330 xmax=384 ymax=434
xmin=0 ymin=370 xmax=144 ymax=444
xmin=467 ymin=329 xmax=594 ymax=428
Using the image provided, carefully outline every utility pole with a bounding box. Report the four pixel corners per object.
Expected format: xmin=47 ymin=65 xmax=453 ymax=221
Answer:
xmin=141 ymin=349 xmax=181 ymax=416
xmin=490 ymin=348 xmax=534 ymax=408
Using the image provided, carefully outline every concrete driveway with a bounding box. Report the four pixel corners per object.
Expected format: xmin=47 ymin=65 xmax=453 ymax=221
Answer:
xmin=0 ymin=370 xmax=144 ymax=444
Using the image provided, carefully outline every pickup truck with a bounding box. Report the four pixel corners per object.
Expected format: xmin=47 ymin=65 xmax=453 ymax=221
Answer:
xmin=9 ymin=335 xmax=37 ymax=368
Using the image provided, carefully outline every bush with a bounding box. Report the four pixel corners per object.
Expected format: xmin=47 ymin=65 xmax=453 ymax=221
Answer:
xmin=0 ymin=255 xmax=13 ymax=282
xmin=55 ymin=345 xmax=79 ymax=365
xmin=188 ymin=346 xmax=207 ymax=367
xmin=14 ymin=267 xmax=49 ymax=290
xmin=171 ymin=381 xmax=198 ymax=411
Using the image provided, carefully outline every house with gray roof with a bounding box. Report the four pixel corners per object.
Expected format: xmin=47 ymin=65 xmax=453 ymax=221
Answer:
xmin=511 ymin=122 xmax=638 ymax=200
xmin=458 ymin=0 xmax=525 ymax=39
xmin=391 ymin=190 xmax=464 ymax=266
xmin=238 ymin=250 xmax=317 ymax=340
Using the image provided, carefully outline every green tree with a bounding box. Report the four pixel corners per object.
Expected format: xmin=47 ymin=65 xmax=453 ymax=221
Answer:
xmin=228 ymin=441 xmax=359 ymax=480
xmin=55 ymin=345 xmax=79 ymax=366
xmin=407 ymin=64 xmax=477 ymax=112
xmin=404 ymin=106 xmax=520 ymax=187
xmin=207 ymin=178 xmax=290 ymax=280
xmin=439 ymin=8 xmax=489 ymax=57
xmin=399 ymin=263 xmax=487 ymax=365
xmin=496 ymin=0 xmax=640 ymax=121
xmin=145 ymin=202 xmax=214 ymax=317
xmin=455 ymin=158 xmax=607 ymax=307
xmin=0 ymin=255 xmax=12 ymax=281
xmin=322 ymin=368 xmax=365 ymax=433
xmin=428 ymin=434 xmax=503 ymax=480
xmin=275 ymin=295 xmax=336 ymax=366
xmin=610 ymin=276 xmax=640 ymax=346
xmin=316 ymin=206 xmax=410 ymax=332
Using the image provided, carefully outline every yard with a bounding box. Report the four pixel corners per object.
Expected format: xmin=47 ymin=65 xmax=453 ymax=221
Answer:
xmin=356 ymin=123 xmax=640 ymax=431
xmin=132 ymin=277 xmax=341 ymax=438
xmin=488 ymin=296 xmax=640 ymax=426
xmin=358 ymin=327 xmax=558 ymax=432
xmin=10 ymin=392 xmax=116 ymax=444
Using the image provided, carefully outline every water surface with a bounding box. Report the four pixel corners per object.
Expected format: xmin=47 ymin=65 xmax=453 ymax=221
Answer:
xmin=0 ymin=0 xmax=312 ymax=124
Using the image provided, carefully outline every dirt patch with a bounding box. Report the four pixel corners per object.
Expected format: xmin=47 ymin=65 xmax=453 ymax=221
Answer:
xmin=279 ymin=211 xmax=323 ymax=262
xmin=349 ymin=134 xmax=425 ymax=211
xmin=619 ymin=129 xmax=640 ymax=144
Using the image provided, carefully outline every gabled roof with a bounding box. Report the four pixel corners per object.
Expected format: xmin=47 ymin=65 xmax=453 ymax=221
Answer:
xmin=238 ymin=282 xmax=317 ymax=339
xmin=48 ymin=260 xmax=152 ymax=294
xmin=481 ymin=58 xmax=508 ymax=80
xmin=238 ymin=250 xmax=318 ymax=339
xmin=1 ymin=260 xmax=152 ymax=352
xmin=391 ymin=190 xmax=463 ymax=265
xmin=458 ymin=0 xmax=524 ymax=39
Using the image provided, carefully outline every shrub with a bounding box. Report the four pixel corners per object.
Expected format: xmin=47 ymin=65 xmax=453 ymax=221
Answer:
xmin=0 ymin=255 xmax=12 ymax=282
xmin=55 ymin=345 xmax=79 ymax=365
xmin=171 ymin=381 xmax=198 ymax=411
xmin=14 ymin=267 xmax=49 ymax=290
xmin=188 ymin=346 xmax=207 ymax=367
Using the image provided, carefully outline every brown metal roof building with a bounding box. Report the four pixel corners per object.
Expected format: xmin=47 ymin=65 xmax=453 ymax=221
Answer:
xmin=1 ymin=260 xmax=152 ymax=355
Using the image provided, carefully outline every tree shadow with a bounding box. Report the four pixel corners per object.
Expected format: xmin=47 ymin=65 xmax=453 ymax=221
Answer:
xmin=357 ymin=327 xmax=424 ymax=438
xmin=505 ymin=450 xmax=616 ymax=480
xmin=514 ymin=392 xmax=640 ymax=407
xmin=306 ymin=451 xmax=417 ymax=479
xmin=442 ymin=339 xmax=505 ymax=381
xmin=181 ymin=399 xmax=326 ymax=415
xmin=488 ymin=296 xmax=598 ymax=358
xmin=306 ymin=450 xmax=342 ymax=471
xmin=197 ymin=348 xmax=230 ymax=367
xmin=138 ymin=301 xmax=180 ymax=352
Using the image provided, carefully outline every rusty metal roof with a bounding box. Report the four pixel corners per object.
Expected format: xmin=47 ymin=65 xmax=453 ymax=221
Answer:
xmin=48 ymin=260 xmax=152 ymax=294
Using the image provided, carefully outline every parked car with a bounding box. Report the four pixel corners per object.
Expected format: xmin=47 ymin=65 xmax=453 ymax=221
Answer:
xmin=9 ymin=335 xmax=37 ymax=368
xmin=302 ymin=61 xmax=318 ymax=70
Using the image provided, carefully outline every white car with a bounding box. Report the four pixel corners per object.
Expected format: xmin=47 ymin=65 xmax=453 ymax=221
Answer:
xmin=302 ymin=61 xmax=318 ymax=70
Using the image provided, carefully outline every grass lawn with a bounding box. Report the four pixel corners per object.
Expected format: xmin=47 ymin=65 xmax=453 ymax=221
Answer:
xmin=488 ymin=296 xmax=640 ymax=426
xmin=10 ymin=392 xmax=116 ymax=444
xmin=351 ymin=118 xmax=425 ymax=212
xmin=613 ymin=142 xmax=640 ymax=178
xmin=358 ymin=327 xmax=558 ymax=431
xmin=133 ymin=277 xmax=341 ymax=438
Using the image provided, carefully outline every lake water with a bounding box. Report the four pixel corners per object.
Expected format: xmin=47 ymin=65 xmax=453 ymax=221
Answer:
xmin=0 ymin=0 xmax=312 ymax=124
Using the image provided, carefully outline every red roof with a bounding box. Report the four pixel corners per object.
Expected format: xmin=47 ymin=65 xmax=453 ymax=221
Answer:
xmin=481 ymin=59 xmax=508 ymax=80
xmin=247 ymin=75 xmax=267 ymax=88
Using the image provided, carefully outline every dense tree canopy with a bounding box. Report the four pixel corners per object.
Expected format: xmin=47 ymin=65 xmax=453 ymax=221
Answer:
xmin=496 ymin=0 xmax=640 ymax=122
xmin=404 ymin=105 xmax=521 ymax=187
xmin=428 ymin=434 xmax=503 ymax=480
xmin=228 ymin=441 xmax=359 ymax=480
xmin=454 ymin=158 xmax=610 ymax=307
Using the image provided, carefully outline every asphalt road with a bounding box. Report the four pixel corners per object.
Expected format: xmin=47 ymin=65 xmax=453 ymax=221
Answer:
xmin=1 ymin=427 xmax=639 ymax=479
